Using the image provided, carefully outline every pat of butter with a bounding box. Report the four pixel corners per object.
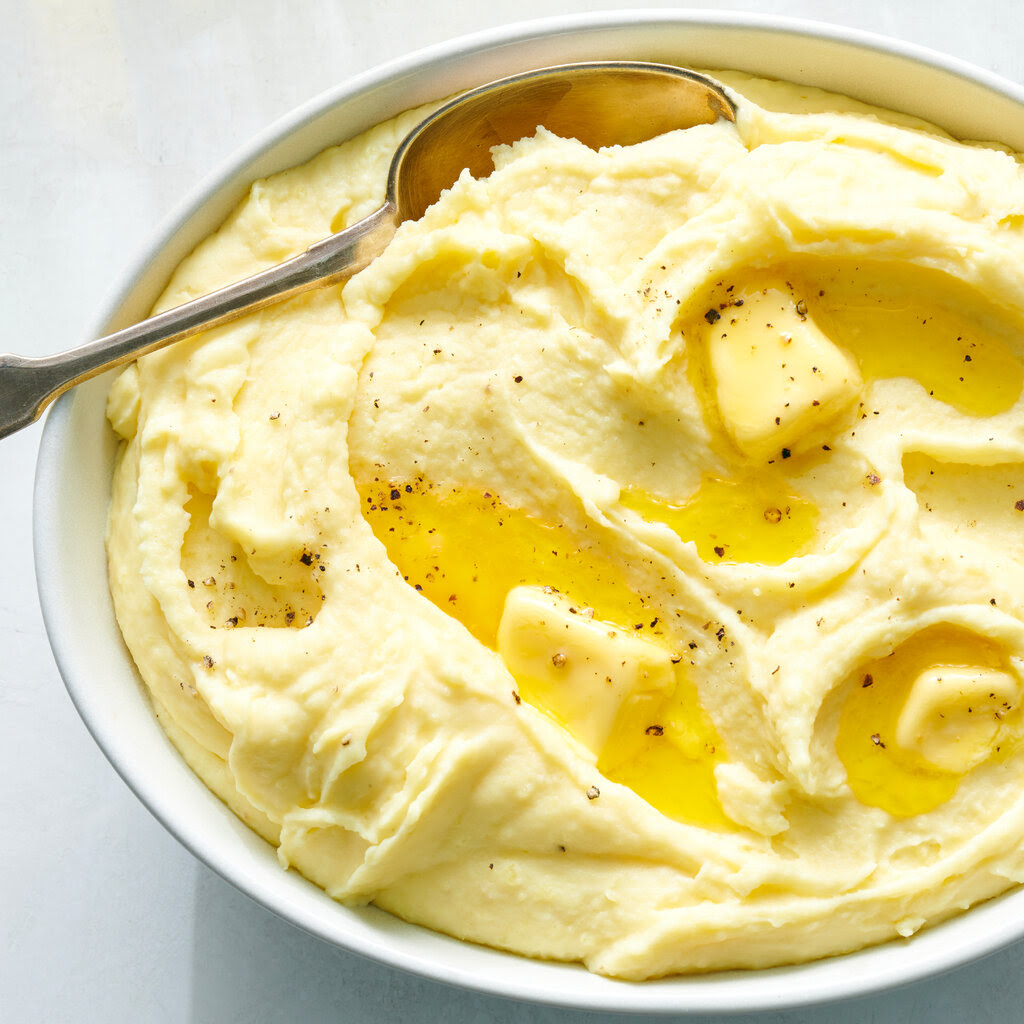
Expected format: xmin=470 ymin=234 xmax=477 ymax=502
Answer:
xmin=896 ymin=664 xmax=1018 ymax=774
xmin=706 ymin=286 xmax=862 ymax=458
xmin=497 ymin=586 xmax=675 ymax=754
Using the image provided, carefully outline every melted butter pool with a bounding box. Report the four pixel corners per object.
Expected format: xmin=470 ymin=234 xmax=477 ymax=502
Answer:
xmin=773 ymin=262 xmax=1022 ymax=417
xmin=598 ymin=680 xmax=731 ymax=828
xmin=836 ymin=624 xmax=1020 ymax=817
xmin=356 ymin=480 xmax=646 ymax=647
xmin=689 ymin=263 xmax=1023 ymax=439
xmin=357 ymin=478 xmax=731 ymax=827
xmin=622 ymin=474 xmax=818 ymax=565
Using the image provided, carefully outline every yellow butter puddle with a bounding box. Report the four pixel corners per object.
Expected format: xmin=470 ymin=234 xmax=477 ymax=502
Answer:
xmin=598 ymin=682 xmax=728 ymax=827
xmin=357 ymin=478 xmax=732 ymax=828
xmin=357 ymin=480 xmax=644 ymax=648
xmin=695 ymin=262 xmax=1024 ymax=423
xmin=836 ymin=624 xmax=1021 ymax=817
xmin=622 ymin=474 xmax=818 ymax=565
xmin=812 ymin=261 xmax=1023 ymax=417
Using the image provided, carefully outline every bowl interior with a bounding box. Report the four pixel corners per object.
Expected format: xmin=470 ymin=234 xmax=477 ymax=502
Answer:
xmin=33 ymin=11 xmax=1024 ymax=1014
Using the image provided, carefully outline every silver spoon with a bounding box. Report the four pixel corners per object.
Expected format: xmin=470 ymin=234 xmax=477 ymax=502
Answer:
xmin=0 ymin=61 xmax=734 ymax=440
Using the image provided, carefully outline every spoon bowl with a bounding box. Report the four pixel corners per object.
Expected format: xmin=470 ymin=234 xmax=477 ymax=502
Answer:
xmin=391 ymin=62 xmax=735 ymax=220
xmin=0 ymin=61 xmax=733 ymax=440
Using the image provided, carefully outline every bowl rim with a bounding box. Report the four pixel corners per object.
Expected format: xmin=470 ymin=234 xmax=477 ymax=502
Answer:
xmin=33 ymin=8 xmax=1024 ymax=1014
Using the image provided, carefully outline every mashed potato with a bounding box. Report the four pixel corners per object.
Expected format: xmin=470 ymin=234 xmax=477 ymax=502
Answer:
xmin=106 ymin=70 xmax=1024 ymax=978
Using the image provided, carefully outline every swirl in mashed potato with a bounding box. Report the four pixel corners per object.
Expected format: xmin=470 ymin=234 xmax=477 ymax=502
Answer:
xmin=106 ymin=71 xmax=1024 ymax=978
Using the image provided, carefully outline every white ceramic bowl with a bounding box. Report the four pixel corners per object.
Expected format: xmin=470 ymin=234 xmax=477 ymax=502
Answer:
xmin=33 ymin=11 xmax=1024 ymax=1014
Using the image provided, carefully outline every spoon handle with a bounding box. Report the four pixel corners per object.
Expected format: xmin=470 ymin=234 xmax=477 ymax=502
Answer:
xmin=0 ymin=201 xmax=398 ymax=441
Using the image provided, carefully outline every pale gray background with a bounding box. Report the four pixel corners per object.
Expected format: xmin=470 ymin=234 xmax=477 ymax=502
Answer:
xmin=3 ymin=2 xmax=1022 ymax=1021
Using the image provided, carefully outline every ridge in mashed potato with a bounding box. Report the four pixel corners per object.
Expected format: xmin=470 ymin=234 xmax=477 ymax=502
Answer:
xmin=106 ymin=69 xmax=1024 ymax=979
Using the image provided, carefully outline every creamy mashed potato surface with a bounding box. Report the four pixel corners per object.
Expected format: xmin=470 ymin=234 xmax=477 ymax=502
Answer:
xmin=106 ymin=71 xmax=1024 ymax=978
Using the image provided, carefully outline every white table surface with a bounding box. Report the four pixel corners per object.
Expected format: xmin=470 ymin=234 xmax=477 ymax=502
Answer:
xmin=3 ymin=2 xmax=1023 ymax=1021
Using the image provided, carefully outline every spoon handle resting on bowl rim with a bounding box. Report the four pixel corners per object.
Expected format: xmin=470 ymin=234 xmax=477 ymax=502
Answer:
xmin=0 ymin=202 xmax=398 ymax=441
